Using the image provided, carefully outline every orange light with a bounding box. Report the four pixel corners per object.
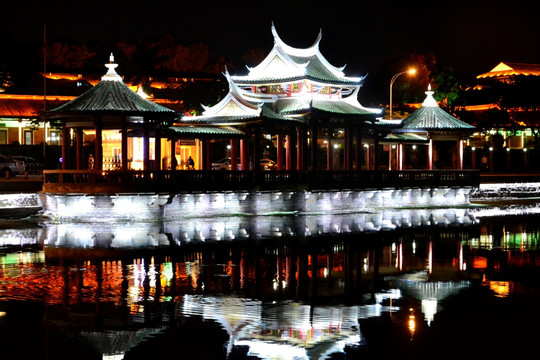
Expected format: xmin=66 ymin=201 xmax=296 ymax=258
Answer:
xmin=408 ymin=68 xmax=416 ymax=75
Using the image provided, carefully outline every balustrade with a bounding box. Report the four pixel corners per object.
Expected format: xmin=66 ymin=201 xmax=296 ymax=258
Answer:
xmin=42 ymin=169 xmax=480 ymax=194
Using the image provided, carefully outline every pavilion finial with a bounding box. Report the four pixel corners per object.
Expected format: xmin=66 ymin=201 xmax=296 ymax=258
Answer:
xmin=102 ymin=53 xmax=122 ymax=82
xmin=422 ymin=84 xmax=438 ymax=107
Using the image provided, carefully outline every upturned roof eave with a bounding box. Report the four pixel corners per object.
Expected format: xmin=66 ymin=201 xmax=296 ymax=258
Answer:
xmin=232 ymin=75 xmax=362 ymax=86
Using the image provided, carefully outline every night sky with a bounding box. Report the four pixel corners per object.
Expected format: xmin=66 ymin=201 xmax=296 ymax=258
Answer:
xmin=3 ymin=0 xmax=540 ymax=83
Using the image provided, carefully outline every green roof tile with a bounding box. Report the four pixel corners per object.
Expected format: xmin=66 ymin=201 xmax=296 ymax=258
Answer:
xmin=402 ymin=106 xmax=475 ymax=130
xmin=48 ymin=80 xmax=176 ymax=116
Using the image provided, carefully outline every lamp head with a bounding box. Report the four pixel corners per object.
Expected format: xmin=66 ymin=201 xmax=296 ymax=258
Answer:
xmin=408 ymin=68 xmax=416 ymax=75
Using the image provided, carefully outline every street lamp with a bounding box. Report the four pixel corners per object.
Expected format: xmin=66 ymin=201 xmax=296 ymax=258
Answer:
xmin=389 ymin=68 xmax=416 ymax=119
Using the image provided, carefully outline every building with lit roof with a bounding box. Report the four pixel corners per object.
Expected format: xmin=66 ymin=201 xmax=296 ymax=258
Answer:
xmin=463 ymin=62 xmax=540 ymax=171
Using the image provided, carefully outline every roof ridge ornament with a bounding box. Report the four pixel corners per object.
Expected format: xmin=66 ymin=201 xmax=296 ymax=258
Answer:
xmin=422 ymin=84 xmax=438 ymax=107
xmin=101 ymin=53 xmax=123 ymax=82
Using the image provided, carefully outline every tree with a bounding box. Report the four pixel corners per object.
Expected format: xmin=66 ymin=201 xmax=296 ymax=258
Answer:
xmin=433 ymin=67 xmax=462 ymax=112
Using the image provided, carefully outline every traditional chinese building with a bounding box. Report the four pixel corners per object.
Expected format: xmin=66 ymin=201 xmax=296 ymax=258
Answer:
xmin=45 ymin=54 xmax=178 ymax=171
xmin=386 ymin=85 xmax=475 ymax=170
xmin=179 ymin=24 xmax=393 ymax=171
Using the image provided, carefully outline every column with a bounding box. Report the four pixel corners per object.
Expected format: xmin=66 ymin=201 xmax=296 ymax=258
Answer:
xmin=76 ymin=128 xmax=83 ymax=170
xmin=373 ymin=135 xmax=379 ymax=171
xmin=398 ymin=144 xmax=404 ymax=170
xmin=355 ymin=128 xmax=362 ymax=170
xmin=296 ymin=127 xmax=304 ymax=171
xmin=253 ymin=129 xmax=261 ymax=171
xmin=286 ymin=134 xmax=292 ymax=171
xmin=240 ymin=138 xmax=248 ymax=170
xmin=143 ymin=123 xmax=150 ymax=171
xmin=277 ymin=134 xmax=284 ymax=170
xmin=170 ymin=138 xmax=177 ymax=170
xmin=61 ymin=124 xmax=69 ymax=170
xmin=345 ymin=127 xmax=353 ymax=170
xmin=458 ymin=139 xmax=464 ymax=170
xmin=310 ymin=125 xmax=318 ymax=171
xmin=95 ymin=117 xmax=103 ymax=170
xmin=428 ymin=139 xmax=433 ymax=170
xmin=155 ymin=127 xmax=161 ymax=171
xmin=230 ymin=139 xmax=238 ymax=171
xmin=326 ymin=137 xmax=332 ymax=170
xmin=121 ymin=118 xmax=128 ymax=171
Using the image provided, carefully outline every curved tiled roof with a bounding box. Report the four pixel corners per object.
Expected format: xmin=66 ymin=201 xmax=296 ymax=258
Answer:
xmin=48 ymin=80 xmax=176 ymax=116
xmin=233 ymin=24 xmax=364 ymax=86
xmin=401 ymin=86 xmax=474 ymax=131
xmin=401 ymin=106 xmax=474 ymax=130
xmin=47 ymin=55 xmax=177 ymax=119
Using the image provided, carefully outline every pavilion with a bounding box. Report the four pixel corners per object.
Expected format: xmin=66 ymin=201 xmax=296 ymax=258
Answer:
xmin=384 ymin=85 xmax=475 ymax=170
xmin=45 ymin=54 xmax=178 ymax=171
xmin=179 ymin=24 xmax=393 ymax=171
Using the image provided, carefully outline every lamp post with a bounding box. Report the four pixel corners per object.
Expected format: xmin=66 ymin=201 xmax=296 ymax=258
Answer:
xmin=389 ymin=68 xmax=416 ymax=119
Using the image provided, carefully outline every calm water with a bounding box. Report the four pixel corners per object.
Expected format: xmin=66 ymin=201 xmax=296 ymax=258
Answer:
xmin=0 ymin=196 xmax=539 ymax=359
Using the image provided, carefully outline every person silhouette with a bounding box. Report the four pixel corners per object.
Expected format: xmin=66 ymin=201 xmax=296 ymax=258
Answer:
xmin=88 ymin=154 xmax=94 ymax=169
xmin=187 ymin=156 xmax=195 ymax=170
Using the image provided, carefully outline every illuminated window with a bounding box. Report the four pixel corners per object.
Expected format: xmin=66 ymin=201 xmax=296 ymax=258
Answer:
xmin=24 ymin=130 xmax=33 ymax=145
xmin=49 ymin=130 xmax=60 ymax=145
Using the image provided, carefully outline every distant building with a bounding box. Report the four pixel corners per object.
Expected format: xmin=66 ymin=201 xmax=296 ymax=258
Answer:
xmin=0 ymin=94 xmax=73 ymax=145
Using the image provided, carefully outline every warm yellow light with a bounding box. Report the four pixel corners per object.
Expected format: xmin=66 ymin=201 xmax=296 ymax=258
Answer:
xmin=408 ymin=68 xmax=416 ymax=75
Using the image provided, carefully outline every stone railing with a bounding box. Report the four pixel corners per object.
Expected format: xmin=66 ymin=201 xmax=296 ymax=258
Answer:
xmin=42 ymin=169 xmax=480 ymax=194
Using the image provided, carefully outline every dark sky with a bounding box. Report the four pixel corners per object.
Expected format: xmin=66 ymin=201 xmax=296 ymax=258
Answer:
xmin=4 ymin=0 xmax=540 ymax=83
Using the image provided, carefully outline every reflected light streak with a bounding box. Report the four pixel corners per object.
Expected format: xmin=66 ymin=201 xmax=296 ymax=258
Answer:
xmin=485 ymin=281 xmax=510 ymax=298
xmin=422 ymin=298 xmax=437 ymax=326
xmin=408 ymin=309 xmax=416 ymax=339
xmin=428 ymin=241 xmax=433 ymax=274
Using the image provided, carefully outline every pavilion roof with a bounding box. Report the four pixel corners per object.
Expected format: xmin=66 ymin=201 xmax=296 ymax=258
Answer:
xmin=381 ymin=132 xmax=429 ymax=143
xmin=46 ymin=55 xmax=177 ymax=119
xmin=477 ymin=62 xmax=540 ymax=79
xmin=232 ymin=24 xmax=365 ymax=86
xmin=170 ymin=125 xmax=244 ymax=137
xmin=401 ymin=86 xmax=475 ymax=131
xmin=181 ymin=70 xmax=304 ymax=125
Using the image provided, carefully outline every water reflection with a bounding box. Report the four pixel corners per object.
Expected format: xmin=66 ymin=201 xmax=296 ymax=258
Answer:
xmin=0 ymin=205 xmax=539 ymax=359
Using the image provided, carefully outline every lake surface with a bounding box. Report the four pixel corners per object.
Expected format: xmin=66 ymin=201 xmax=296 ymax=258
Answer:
xmin=0 ymin=192 xmax=539 ymax=359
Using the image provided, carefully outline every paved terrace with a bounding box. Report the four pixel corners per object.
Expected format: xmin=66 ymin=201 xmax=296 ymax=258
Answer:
xmin=40 ymin=169 xmax=480 ymax=194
